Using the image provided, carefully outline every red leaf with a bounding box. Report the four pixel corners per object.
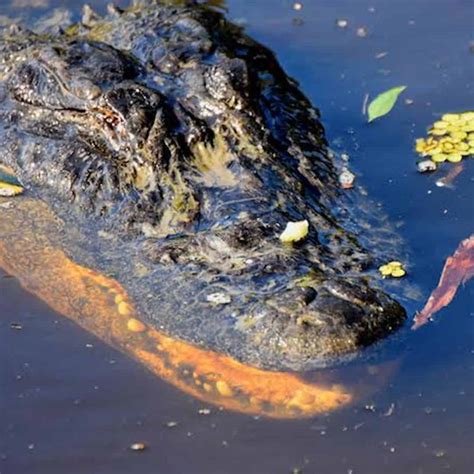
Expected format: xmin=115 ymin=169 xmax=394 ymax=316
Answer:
xmin=413 ymin=235 xmax=474 ymax=329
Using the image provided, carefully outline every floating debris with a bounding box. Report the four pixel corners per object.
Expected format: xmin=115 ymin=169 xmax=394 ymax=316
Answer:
xmin=293 ymin=2 xmax=303 ymax=11
xmin=338 ymin=167 xmax=356 ymax=189
xmin=129 ymin=442 xmax=147 ymax=452
xmin=379 ymin=261 xmax=406 ymax=278
xmin=362 ymin=93 xmax=369 ymax=115
xmin=165 ymin=421 xmax=179 ymax=428
xmin=382 ymin=403 xmax=396 ymax=417
xmin=279 ymin=220 xmax=309 ymax=243
xmin=435 ymin=164 xmax=464 ymax=188
xmin=10 ymin=322 xmax=23 ymax=330
xmin=417 ymin=160 xmax=437 ymax=173
xmin=206 ymin=292 xmax=232 ymax=305
xmin=415 ymin=111 xmax=474 ymax=166
xmin=335 ymin=19 xmax=349 ymax=28
xmin=356 ymin=27 xmax=368 ymax=38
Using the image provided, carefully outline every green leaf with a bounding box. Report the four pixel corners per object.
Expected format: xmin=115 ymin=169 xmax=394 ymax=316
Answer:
xmin=367 ymin=86 xmax=407 ymax=122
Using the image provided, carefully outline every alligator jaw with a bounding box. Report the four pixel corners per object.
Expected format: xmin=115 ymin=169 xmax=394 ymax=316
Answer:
xmin=0 ymin=195 xmax=399 ymax=418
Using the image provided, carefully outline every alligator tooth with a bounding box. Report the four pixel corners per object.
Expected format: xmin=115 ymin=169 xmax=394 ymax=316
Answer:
xmin=8 ymin=23 xmax=29 ymax=37
xmin=107 ymin=3 xmax=124 ymax=16
xmin=82 ymin=4 xmax=101 ymax=27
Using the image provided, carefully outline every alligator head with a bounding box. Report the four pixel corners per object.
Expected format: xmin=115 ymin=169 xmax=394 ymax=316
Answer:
xmin=0 ymin=1 xmax=406 ymax=371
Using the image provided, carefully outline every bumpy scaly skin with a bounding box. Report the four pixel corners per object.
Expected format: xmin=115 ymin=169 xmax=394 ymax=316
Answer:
xmin=0 ymin=0 xmax=405 ymax=371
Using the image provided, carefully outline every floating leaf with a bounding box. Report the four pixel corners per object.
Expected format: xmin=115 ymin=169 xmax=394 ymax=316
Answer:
xmin=367 ymin=86 xmax=406 ymax=122
xmin=413 ymin=235 xmax=474 ymax=329
xmin=279 ymin=220 xmax=309 ymax=243
xmin=0 ymin=165 xmax=23 ymax=197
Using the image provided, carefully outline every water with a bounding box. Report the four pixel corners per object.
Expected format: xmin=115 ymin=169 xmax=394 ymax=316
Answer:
xmin=1 ymin=0 xmax=473 ymax=472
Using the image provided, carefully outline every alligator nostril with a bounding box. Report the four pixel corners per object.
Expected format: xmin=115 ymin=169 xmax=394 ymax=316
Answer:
xmin=300 ymin=287 xmax=317 ymax=305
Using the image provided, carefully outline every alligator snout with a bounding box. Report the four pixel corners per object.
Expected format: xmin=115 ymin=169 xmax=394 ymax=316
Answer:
xmin=235 ymin=275 xmax=405 ymax=370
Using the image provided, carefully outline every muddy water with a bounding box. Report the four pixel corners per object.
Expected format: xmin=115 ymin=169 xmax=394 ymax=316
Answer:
xmin=1 ymin=1 xmax=473 ymax=473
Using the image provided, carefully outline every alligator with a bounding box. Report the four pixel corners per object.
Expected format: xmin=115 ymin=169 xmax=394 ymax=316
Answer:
xmin=0 ymin=1 xmax=406 ymax=416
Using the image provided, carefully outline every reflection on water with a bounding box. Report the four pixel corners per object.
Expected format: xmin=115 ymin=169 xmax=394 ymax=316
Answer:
xmin=1 ymin=0 xmax=473 ymax=473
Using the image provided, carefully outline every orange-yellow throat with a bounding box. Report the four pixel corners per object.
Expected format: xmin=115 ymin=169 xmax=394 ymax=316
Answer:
xmin=0 ymin=195 xmax=393 ymax=419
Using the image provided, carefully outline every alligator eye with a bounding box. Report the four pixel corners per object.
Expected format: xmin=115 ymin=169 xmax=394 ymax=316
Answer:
xmin=102 ymin=84 xmax=163 ymax=139
xmin=72 ymin=80 xmax=101 ymax=101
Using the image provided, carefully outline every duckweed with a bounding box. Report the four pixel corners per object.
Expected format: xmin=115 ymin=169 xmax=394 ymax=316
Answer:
xmin=415 ymin=111 xmax=474 ymax=167
xmin=379 ymin=261 xmax=406 ymax=278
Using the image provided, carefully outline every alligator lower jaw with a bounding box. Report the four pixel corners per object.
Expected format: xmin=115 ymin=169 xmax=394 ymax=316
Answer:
xmin=0 ymin=197 xmax=401 ymax=419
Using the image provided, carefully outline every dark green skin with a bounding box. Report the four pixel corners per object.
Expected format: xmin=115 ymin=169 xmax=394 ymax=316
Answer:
xmin=0 ymin=0 xmax=405 ymax=371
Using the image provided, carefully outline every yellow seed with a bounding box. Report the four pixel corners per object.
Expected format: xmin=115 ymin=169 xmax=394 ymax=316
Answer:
xmin=203 ymin=383 xmax=213 ymax=393
xmin=387 ymin=261 xmax=403 ymax=268
xmin=415 ymin=139 xmax=427 ymax=152
xmin=441 ymin=142 xmax=455 ymax=152
xmin=431 ymin=153 xmax=447 ymax=163
xmin=427 ymin=147 xmax=441 ymax=156
xmin=456 ymin=142 xmax=469 ymax=151
xmin=379 ymin=265 xmax=392 ymax=276
xmin=391 ymin=268 xmax=406 ymax=278
xmin=450 ymin=131 xmax=467 ymax=141
xmin=215 ymin=380 xmax=233 ymax=397
xmin=442 ymin=113 xmax=460 ymax=123
xmin=461 ymin=112 xmax=474 ymax=120
xmin=117 ymin=301 xmax=132 ymax=316
xmin=433 ymin=120 xmax=448 ymax=129
xmin=447 ymin=153 xmax=462 ymax=163
xmin=463 ymin=122 xmax=474 ymax=132
xmin=429 ymin=128 xmax=447 ymax=136
xmin=453 ymin=118 xmax=466 ymax=127
xmin=127 ymin=318 xmax=146 ymax=332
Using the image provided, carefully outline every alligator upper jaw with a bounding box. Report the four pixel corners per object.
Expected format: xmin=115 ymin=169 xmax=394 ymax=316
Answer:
xmin=212 ymin=277 xmax=406 ymax=372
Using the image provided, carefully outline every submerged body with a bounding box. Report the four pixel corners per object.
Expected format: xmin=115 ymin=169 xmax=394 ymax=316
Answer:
xmin=0 ymin=0 xmax=405 ymax=373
